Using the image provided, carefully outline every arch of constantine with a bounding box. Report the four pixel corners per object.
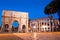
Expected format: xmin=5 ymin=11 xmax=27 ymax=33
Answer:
xmin=1 ymin=10 xmax=28 ymax=33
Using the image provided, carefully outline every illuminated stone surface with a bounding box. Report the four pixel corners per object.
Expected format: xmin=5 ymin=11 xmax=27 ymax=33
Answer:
xmin=1 ymin=10 xmax=28 ymax=33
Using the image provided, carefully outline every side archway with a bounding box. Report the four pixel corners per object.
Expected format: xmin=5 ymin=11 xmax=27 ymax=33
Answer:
xmin=22 ymin=25 xmax=26 ymax=32
xmin=4 ymin=24 xmax=9 ymax=32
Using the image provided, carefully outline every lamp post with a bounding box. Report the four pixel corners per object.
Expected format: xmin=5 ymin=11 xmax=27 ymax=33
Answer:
xmin=33 ymin=25 xmax=36 ymax=32
xmin=33 ymin=25 xmax=37 ymax=40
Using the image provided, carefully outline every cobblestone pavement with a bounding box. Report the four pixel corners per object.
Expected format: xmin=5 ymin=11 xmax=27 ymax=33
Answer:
xmin=0 ymin=32 xmax=60 ymax=40
xmin=13 ymin=32 xmax=60 ymax=40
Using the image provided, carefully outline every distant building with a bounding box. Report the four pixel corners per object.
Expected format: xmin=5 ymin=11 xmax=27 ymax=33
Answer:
xmin=29 ymin=17 xmax=59 ymax=32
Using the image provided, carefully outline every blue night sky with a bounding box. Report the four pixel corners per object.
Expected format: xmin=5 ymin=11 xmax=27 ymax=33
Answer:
xmin=0 ymin=0 xmax=58 ymax=26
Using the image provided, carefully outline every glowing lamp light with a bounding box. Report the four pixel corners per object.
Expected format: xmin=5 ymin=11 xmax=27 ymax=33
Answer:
xmin=42 ymin=25 xmax=46 ymax=28
xmin=33 ymin=26 xmax=36 ymax=28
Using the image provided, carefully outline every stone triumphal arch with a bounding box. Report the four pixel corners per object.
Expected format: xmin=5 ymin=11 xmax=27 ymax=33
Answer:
xmin=1 ymin=10 xmax=28 ymax=32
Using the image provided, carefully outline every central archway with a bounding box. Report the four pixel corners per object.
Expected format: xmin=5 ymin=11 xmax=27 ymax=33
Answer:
xmin=12 ymin=21 xmax=19 ymax=32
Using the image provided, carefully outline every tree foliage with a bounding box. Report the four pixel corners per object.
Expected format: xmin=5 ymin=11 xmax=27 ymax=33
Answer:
xmin=53 ymin=0 xmax=60 ymax=10
xmin=44 ymin=1 xmax=57 ymax=15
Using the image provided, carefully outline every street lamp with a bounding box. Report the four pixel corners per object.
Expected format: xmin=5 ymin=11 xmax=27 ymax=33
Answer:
xmin=33 ymin=25 xmax=36 ymax=32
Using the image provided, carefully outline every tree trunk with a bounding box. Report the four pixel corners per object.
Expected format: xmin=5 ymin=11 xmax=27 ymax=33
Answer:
xmin=48 ymin=15 xmax=53 ymax=32
xmin=57 ymin=10 xmax=60 ymax=31
xmin=58 ymin=10 xmax=60 ymax=24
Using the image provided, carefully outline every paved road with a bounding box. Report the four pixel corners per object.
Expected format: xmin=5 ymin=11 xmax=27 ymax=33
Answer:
xmin=0 ymin=32 xmax=60 ymax=40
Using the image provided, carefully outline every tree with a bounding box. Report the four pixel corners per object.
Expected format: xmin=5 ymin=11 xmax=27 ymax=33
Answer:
xmin=53 ymin=0 xmax=60 ymax=10
xmin=44 ymin=1 xmax=57 ymax=15
xmin=44 ymin=0 xmax=60 ymax=31
xmin=44 ymin=1 xmax=57 ymax=32
xmin=54 ymin=0 xmax=60 ymax=31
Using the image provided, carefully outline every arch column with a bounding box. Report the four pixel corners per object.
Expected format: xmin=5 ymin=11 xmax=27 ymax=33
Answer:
xmin=18 ymin=24 xmax=22 ymax=32
xmin=1 ymin=23 xmax=4 ymax=32
xmin=25 ymin=25 xmax=28 ymax=32
xmin=26 ymin=18 xmax=28 ymax=32
xmin=9 ymin=24 xmax=12 ymax=32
